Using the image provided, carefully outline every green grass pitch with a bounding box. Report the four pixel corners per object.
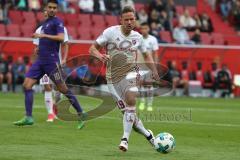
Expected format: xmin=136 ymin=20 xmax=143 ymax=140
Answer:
xmin=0 ymin=93 xmax=240 ymax=160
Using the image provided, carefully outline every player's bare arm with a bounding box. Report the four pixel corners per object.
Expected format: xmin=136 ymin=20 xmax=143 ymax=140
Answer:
xmin=33 ymin=33 xmax=64 ymax=42
xmin=61 ymin=42 xmax=69 ymax=64
xmin=89 ymin=42 xmax=110 ymax=63
xmin=143 ymin=52 xmax=160 ymax=81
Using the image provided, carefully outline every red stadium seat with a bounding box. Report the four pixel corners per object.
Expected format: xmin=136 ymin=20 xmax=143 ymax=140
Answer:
xmin=176 ymin=6 xmax=184 ymax=15
xmin=66 ymin=26 xmax=78 ymax=40
xmin=135 ymin=3 xmax=145 ymax=11
xmin=201 ymin=33 xmax=212 ymax=45
xmin=0 ymin=24 xmax=7 ymax=36
xmin=21 ymin=25 xmax=34 ymax=37
xmin=91 ymin=28 xmax=105 ymax=40
xmin=57 ymin=13 xmax=66 ymax=24
xmin=8 ymin=10 xmax=24 ymax=24
xmin=211 ymin=33 xmax=225 ymax=45
xmin=92 ymin=14 xmax=106 ymax=28
xmin=65 ymin=13 xmax=79 ymax=27
xmin=77 ymin=27 xmax=92 ymax=40
xmin=159 ymin=31 xmax=172 ymax=43
xmin=6 ymin=24 xmax=21 ymax=37
xmin=36 ymin=12 xmax=45 ymax=23
xmin=79 ymin=14 xmax=92 ymax=28
xmin=105 ymin=15 xmax=119 ymax=27
xmin=185 ymin=6 xmax=197 ymax=16
xmin=23 ymin=11 xmax=36 ymax=25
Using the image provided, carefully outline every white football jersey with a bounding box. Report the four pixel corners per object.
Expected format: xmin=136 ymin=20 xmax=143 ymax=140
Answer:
xmin=96 ymin=25 xmax=147 ymax=83
xmin=143 ymin=34 xmax=159 ymax=53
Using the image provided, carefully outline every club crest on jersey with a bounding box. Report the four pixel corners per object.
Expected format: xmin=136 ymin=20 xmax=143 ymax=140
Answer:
xmin=132 ymin=39 xmax=136 ymax=45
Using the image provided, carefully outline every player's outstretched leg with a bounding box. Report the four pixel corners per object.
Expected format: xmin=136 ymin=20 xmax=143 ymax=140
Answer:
xmin=133 ymin=117 xmax=155 ymax=146
xmin=14 ymin=78 xmax=37 ymax=126
xmin=119 ymin=91 xmax=137 ymax=152
xmin=120 ymin=107 xmax=136 ymax=152
xmin=56 ymin=83 xmax=87 ymax=129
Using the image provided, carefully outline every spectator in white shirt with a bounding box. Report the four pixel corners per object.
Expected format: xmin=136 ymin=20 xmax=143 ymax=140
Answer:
xmin=179 ymin=8 xmax=196 ymax=31
xmin=173 ymin=23 xmax=195 ymax=44
xmin=120 ymin=0 xmax=135 ymax=10
xmin=79 ymin=0 xmax=94 ymax=13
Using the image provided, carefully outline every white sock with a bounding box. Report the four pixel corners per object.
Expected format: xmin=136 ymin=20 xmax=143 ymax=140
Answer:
xmin=133 ymin=116 xmax=151 ymax=137
xmin=122 ymin=107 xmax=136 ymax=141
xmin=45 ymin=91 xmax=53 ymax=115
xmin=140 ymin=87 xmax=145 ymax=103
xmin=147 ymin=86 xmax=153 ymax=107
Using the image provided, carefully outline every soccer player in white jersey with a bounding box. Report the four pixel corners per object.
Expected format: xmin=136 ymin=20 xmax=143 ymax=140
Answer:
xmin=138 ymin=22 xmax=159 ymax=112
xmin=89 ymin=6 xmax=160 ymax=152
xmin=33 ymin=9 xmax=69 ymax=122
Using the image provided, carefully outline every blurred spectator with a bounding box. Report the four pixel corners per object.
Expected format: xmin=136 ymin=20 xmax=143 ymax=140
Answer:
xmin=195 ymin=62 xmax=204 ymax=84
xmin=219 ymin=0 xmax=232 ymax=20
xmin=181 ymin=61 xmax=190 ymax=85
xmin=191 ymin=29 xmax=202 ymax=44
xmin=104 ymin=0 xmax=120 ymax=15
xmin=193 ymin=13 xmax=202 ymax=30
xmin=120 ymin=0 xmax=135 ymax=10
xmin=0 ymin=54 xmax=12 ymax=92
xmin=16 ymin=0 xmax=28 ymax=11
xmin=168 ymin=61 xmax=189 ymax=96
xmin=23 ymin=56 xmax=30 ymax=72
xmin=159 ymin=11 xmax=171 ymax=30
xmin=150 ymin=0 xmax=166 ymax=13
xmin=58 ymin=0 xmax=69 ymax=13
xmin=79 ymin=0 xmax=94 ymax=13
xmin=28 ymin=0 xmax=41 ymax=11
xmin=179 ymin=9 xmax=196 ymax=31
xmin=137 ymin=8 xmax=148 ymax=24
xmin=150 ymin=22 xmax=167 ymax=43
xmin=200 ymin=13 xmax=214 ymax=32
xmin=173 ymin=23 xmax=195 ymax=44
xmin=232 ymin=0 xmax=240 ymax=34
xmin=12 ymin=57 xmax=26 ymax=88
xmin=94 ymin=0 xmax=106 ymax=14
xmin=148 ymin=10 xmax=162 ymax=29
xmin=208 ymin=0 xmax=217 ymax=10
xmin=210 ymin=62 xmax=219 ymax=81
xmin=165 ymin=0 xmax=177 ymax=18
xmin=213 ymin=64 xmax=233 ymax=97
xmin=0 ymin=4 xmax=4 ymax=24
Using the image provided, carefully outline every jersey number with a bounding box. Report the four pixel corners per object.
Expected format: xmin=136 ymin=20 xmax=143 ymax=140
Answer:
xmin=117 ymin=100 xmax=126 ymax=110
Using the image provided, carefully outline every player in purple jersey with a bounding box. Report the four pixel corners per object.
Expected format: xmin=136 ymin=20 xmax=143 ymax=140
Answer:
xmin=14 ymin=0 xmax=86 ymax=129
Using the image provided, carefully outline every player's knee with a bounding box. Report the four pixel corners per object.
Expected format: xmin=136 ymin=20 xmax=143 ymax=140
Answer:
xmin=125 ymin=92 xmax=136 ymax=106
xmin=23 ymin=82 xmax=30 ymax=90
xmin=56 ymin=84 xmax=68 ymax=94
xmin=23 ymin=78 xmax=35 ymax=90
xmin=44 ymin=85 xmax=52 ymax=91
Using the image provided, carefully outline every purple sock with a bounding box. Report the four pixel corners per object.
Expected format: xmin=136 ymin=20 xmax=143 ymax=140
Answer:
xmin=64 ymin=90 xmax=83 ymax=113
xmin=25 ymin=89 xmax=34 ymax=117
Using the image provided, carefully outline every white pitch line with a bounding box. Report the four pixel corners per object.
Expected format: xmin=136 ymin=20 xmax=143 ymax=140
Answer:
xmin=97 ymin=116 xmax=240 ymax=128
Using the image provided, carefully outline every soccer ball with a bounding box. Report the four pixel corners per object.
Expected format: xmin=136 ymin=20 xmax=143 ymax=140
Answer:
xmin=154 ymin=132 xmax=176 ymax=153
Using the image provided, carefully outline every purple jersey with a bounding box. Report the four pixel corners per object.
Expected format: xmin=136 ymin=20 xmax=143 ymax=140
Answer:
xmin=38 ymin=17 xmax=64 ymax=63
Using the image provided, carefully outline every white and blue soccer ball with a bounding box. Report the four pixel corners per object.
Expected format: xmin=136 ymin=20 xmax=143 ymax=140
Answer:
xmin=154 ymin=132 xmax=176 ymax=153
